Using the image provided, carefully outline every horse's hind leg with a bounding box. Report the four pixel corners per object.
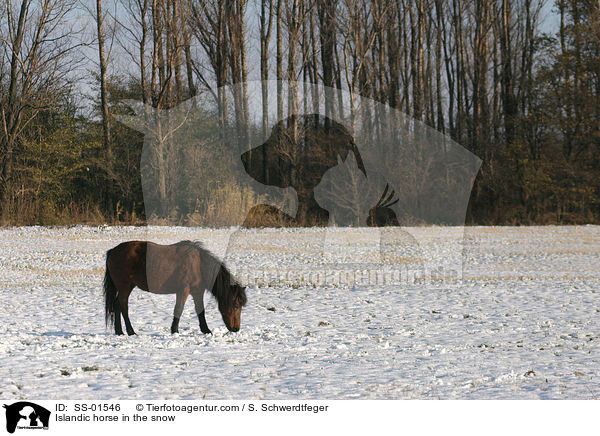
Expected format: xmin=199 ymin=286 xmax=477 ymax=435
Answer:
xmin=171 ymin=287 xmax=190 ymax=334
xmin=118 ymin=289 xmax=136 ymax=335
xmin=192 ymin=290 xmax=211 ymax=334
xmin=114 ymin=302 xmax=124 ymax=335
xmin=111 ymin=284 xmax=127 ymax=335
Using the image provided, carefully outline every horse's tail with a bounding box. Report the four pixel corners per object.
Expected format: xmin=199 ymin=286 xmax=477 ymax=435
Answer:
xmin=103 ymin=252 xmax=118 ymax=328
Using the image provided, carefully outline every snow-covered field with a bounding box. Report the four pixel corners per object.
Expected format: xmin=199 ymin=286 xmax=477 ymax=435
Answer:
xmin=0 ymin=225 xmax=598 ymax=399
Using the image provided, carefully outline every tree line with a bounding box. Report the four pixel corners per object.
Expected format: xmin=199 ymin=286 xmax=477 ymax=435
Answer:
xmin=0 ymin=0 xmax=598 ymax=225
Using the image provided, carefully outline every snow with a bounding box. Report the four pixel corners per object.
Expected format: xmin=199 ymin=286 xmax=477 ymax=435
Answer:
xmin=0 ymin=225 xmax=598 ymax=399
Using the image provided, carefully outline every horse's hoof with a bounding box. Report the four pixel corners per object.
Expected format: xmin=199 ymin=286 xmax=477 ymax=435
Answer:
xmin=201 ymin=330 xmax=212 ymax=335
xmin=127 ymin=332 xmax=136 ymax=336
xmin=171 ymin=329 xmax=179 ymax=334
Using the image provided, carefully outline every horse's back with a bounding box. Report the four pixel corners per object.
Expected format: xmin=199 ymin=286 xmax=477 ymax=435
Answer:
xmin=145 ymin=241 xmax=204 ymax=293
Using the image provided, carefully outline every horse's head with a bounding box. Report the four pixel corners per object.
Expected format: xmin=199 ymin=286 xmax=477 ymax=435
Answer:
xmin=218 ymin=283 xmax=247 ymax=332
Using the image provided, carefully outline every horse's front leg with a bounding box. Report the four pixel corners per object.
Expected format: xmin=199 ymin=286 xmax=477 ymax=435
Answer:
xmin=171 ymin=287 xmax=190 ymax=334
xmin=192 ymin=291 xmax=211 ymax=334
xmin=198 ymin=310 xmax=211 ymax=334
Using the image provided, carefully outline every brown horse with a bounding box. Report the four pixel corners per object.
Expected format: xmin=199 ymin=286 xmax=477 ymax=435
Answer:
xmin=103 ymin=240 xmax=247 ymax=335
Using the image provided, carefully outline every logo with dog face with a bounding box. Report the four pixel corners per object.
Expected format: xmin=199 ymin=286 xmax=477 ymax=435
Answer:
xmin=3 ymin=402 xmax=50 ymax=433
xmin=118 ymin=81 xmax=481 ymax=286
xmin=240 ymin=113 xmax=367 ymax=227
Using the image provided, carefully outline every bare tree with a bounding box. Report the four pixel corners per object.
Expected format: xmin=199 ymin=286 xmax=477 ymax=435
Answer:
xmin=318 ymin=0 xmax=337 ymax=120
xmin=96 ymin=0 xmax=111 ymax=155
xmin=259 ymin=0 xmax=273 ymax=136
xmin=190 ymin=0 xmax=230 ymax=128
xmin=0 ymin=0 xmax=85 ymax=208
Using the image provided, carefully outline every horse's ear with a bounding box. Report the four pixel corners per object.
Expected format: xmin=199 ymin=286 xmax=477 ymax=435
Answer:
xmin=238 ymin=285 xmax=248 ymax=306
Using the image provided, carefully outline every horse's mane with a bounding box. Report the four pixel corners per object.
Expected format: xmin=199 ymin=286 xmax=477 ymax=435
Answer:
xmin=174 ymin=239 xmax=206 ymax=254
xmin=176 ymin=240 xmax=247 ymax=308
xmin=211 ymin=264 xmax=247 ymax=308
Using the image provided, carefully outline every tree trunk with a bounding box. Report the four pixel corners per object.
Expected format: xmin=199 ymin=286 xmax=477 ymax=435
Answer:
xmin=96 ymin=0 xmax=111 ymax=155
xmin=260 ymin=0 xmax=273 ymax=137
xmin=276 ymin=0 xmax=283 ymax=120
xmin=319 ymin=0 xmax=337 ymax=122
